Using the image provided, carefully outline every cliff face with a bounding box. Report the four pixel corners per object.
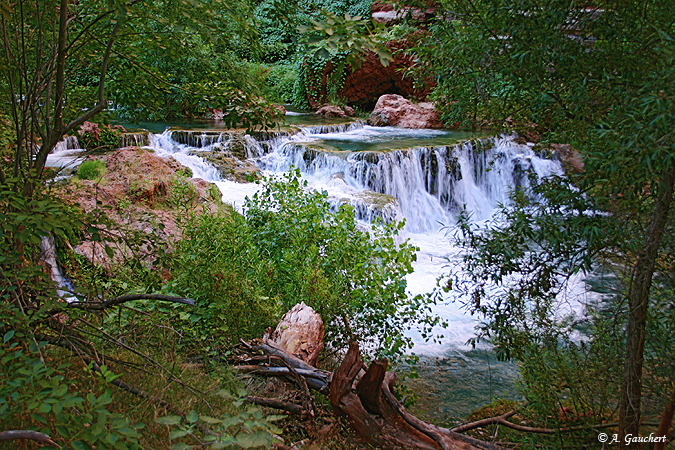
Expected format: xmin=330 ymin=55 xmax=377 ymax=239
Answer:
xmin=339 ymin=40 xmax=433 ymax=109
xmin=306 ymin=2 xmax=436 ymax=110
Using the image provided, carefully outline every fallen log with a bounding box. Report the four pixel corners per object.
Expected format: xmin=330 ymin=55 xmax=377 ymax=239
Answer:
xmin=234 ymin=340 xmax=332 ymax=393
xmin=243 ymin=340 xmax=495 ymax=449
xmin=237 ymin=303 xmax=496 ymax=448
xmin=329 ymin=342 xmax=496 ymax=450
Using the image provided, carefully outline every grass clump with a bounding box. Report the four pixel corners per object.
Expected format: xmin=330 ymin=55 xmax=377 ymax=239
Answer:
xmin=77 ymin=160 xmax=106 ymax=180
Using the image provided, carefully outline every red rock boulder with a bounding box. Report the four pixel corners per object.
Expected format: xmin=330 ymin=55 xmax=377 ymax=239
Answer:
xmin=367 ymin=94 xmax=442 ymax=129
xmin=315 ymin=104 xmax=355 ymax=118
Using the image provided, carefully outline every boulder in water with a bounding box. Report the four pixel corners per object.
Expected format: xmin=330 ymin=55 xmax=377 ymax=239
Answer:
xmin=367 ymin=110 xmax=391 ymax=127
xmin=368 ymin=94 xmax=442 ymax=129
xmin=315 ymin=104 xmax=355 ymax=118
xmin=265 ymin=302 xmax=324 ymax=366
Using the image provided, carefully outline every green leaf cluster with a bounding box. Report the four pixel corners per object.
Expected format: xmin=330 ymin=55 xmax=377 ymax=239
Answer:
xmin=166 ymin=170 xmax=439 ymax=358
xmin=156 ymin=391 xmax=282 ymax=449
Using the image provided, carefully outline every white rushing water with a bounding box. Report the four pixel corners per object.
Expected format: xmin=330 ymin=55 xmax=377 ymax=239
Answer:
xmin=145 ymin=123 xmax=593 ymax=354
xmin=46 ymin=135 xmax=86 ymax=173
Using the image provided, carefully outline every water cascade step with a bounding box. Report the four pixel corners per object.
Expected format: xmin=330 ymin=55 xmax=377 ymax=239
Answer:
xmin=145 ymin=122 xmax=574 ymax=356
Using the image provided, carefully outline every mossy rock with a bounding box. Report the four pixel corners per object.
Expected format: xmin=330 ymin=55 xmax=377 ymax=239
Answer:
xmin=191 ymin=150 xmax=261 ymax=183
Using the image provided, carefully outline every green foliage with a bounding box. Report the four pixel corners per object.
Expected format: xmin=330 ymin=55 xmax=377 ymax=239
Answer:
xmin=156 ymin=391 xmax=282 ymax=449
xmin=0 ymin=180 xmax=144 ymax=447
xmin=166 ymin=171 xmax=438 ymax=358
xmin=295 ymin=8 xmax=391 ymax=107
xmin=516 ymin=323 xmax=622 ymax=423
xmin=0 ymin=114 xmax=13 ymax=154
xmin=77 ymin=122 xmax=125 ymax=153
xmin=0 ymin=328 xmax=142 ymax=448
xmin=300 ymin=10 xmax=392 ymax=68
xmin=77 ymin=160 xmax=107 ymax=181
xmin=167 ymin=173 xmax=198 ymax=210
xmin=103 ymin=0 xmax=275 ymax=123
xmin=254 ymin=0 xmax=373 ymax=64
xmin=0 ymin=178 xmax=80 ymax=286
xmin=0 ymin=175 xmax=284 ymax=448
xmin=411 ymin=0 xmax=674 ymax=433
xmin=242 ymin=171 xmax=437 ymax=357
xmin=260 ymin=63 xmax=298 ymax=104
xmin=166 ymin=211 xmax=281 ymax=348
xmin=445 ymin=171 xmax=673 ymax=429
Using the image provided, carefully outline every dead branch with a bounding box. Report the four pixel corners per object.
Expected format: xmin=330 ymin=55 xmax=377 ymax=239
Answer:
xmin=234 ymin=365 xmax=329 ymax=392
xmin=452 ymin=410 xmax=518 ymax=433
xmin=68 ymin=293 xmax=195 ymax=311
xmin=241 ymin=339 xmax=495 ymax=449
xmin=266 ymin=355 xmax=316 ymax=420
xmin=452 ymin=414 xmax=660 ymax=435
xmin=0 ymin=430 xmax=57 ymax=445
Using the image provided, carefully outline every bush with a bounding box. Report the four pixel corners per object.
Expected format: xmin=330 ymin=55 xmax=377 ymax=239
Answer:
xmin=166 ymin=171 xmax=439 ymax=358
xmin=77 ymin=160 xmax=107 ymax=180
xmin=77 ymin=121 xmax=125 ymax=152
xmin=261 ymin=63 xmax=297 ymax=103
xmin=165 ymin=211 xmax=280 ymax=348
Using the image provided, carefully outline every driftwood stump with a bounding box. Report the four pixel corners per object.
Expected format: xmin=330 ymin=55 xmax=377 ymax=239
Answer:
xmin=328 ymin=342 xmax=496 ymax=450
xmin=265 ymin=302 xmax=324 ymax=366
xmin=237 ymin=304 xmax=497 ymax=449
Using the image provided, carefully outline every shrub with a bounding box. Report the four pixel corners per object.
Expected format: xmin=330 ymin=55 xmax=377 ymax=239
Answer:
xmin=77 ymin=121 xmax=125 ymax=152
xmin=77 ymin=160 xmax=107 ymax=180
xmin=243 ymin=171 xmax=437 ymax=358
xmin=261 ymin=63 xmax=297 ymax=104
xmin=166 ymin=171 xmax=439 ymax=358
xmin=167 ymin=173 xmax=198 ymax=210
xmin=165 ymin=211 xmax=281 ymax=348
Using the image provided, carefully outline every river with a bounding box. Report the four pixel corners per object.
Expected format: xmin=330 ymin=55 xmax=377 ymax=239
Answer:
xmin=47 ymin=116 xmax=598 ymax=422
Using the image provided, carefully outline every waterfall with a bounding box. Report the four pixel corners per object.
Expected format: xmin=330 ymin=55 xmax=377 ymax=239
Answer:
xmin=147 ymin=127 xmax=563 ymax=232
xmin=298 ymin=120 xmax=366 ymax=135
xmin=47 ymin=136 xmax=86 ymax=170
xmin=40 ymin=235 xmax=75 ymax=301
xmin=54 ymin=135 xmax=81 ymax=152
xmin=121 ymin=132 xmax=150 ymax=148
xmin=145 ymin=124 xmax=570 ymax=353
xmin=256 ymin=136 xmax=561 ymax=232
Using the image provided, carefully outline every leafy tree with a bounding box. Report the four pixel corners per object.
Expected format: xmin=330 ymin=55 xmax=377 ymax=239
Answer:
xmin=0 ymin=0 xmax=279 ymax=190
xmin=243 ymin=171 xmax=431 ymax=357
xmin=0 ymin=0 xmax=125 ymax=188
xmin=410 ymin=0 xmax=674 ymax=440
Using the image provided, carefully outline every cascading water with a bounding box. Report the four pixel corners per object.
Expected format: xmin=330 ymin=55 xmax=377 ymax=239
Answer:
xmin=46 ymin=135 xmax=85 ymax=171
xmin=258 ymin=134 xmax=561 ymax=232
xmin=144 ymin=122 xmax=587 ymax=418
xmin=146 ymin=124 xmax=572 ymax=344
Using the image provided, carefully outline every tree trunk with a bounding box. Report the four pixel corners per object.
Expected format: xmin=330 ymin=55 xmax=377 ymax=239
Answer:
xmin=619 ymin=166 xmax=674 ymax=443
xmin=654 ymin=388 xmax=674 ymax=450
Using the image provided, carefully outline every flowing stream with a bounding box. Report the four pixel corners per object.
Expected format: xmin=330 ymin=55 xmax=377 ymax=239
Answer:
xmin=50 ymin=119 xmax=598 ymax=420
